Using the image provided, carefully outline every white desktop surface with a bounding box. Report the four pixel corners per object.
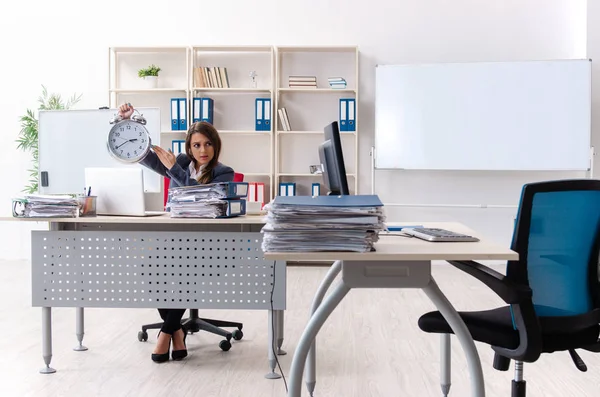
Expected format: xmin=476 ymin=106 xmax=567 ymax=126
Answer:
xmin=1 ymin=213 xmax=267 ymax=225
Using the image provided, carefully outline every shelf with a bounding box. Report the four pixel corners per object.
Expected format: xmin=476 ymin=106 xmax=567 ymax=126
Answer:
xmin=277 ymin=130 xmax=356 ymax=135
xmin=110 ymin=88 xmax=188 ymax=94
xmin=278 ymin=88 xmax=356 ymax=94
xmin=110 ymin=46 xmax=188 ymax=54
xmin=277 ymin=173 xmax=320 ymax=177
xmin=276 ymin=46 xmax=358 ymax=53
xmin=278 ymin=173 xmax=356 ymax=177
xmin=192 ymin=45 xmax=273 ymax=53
xmin=242 ymin=173 xmax=272 ymax=177
xmin=162 ymin=130 xmax=272 ymax=136
xmin=191 ymin=87 xmax=272 ymax=93
xmin=219 ymin=130 xmax=272 ymax=135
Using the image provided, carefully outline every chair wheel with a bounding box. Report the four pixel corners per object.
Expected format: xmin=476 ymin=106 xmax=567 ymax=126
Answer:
xmin=138 ymin=331 xmax=148 ymax=342
xmin=219 ymin=340 xmax=232 ymax=351
xmin=232 ymin=329 xmax=243 ymax=341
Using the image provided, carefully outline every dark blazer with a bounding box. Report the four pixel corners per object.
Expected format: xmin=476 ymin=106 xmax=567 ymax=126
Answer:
xmin=140 ymin=151 xmax=234 ymax=187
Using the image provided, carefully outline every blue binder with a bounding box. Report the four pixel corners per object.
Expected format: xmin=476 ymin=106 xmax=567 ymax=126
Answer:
xmin=192 ymin=97 xmax=201 ymax=123
xmin=170 ymin=98 xmax=179 ymax=131
xmin=263 ymin=98 xmax=271 ymax=131
xmin=273 ymin=194 xmax=383 ymax=207
xmin=217 ymin=198 xmax=246 ymax=218
xmin=346 ymin=98 xmax=355 ymax=132
xmin=339 ymin=98 xmax=355 ymax=132
xmin=312 ymin=183 xmax=320 ymax=196
xmin=255 ymin=98 xmax=264 ymax=131
xmin=201 ymin=97 xmax=214 ymax=124
xmin=178 ymin=98 xmax=188 ymax=130
xmin=215 ymin=182 xmax=249 ymax=199
xmin=255 ymin=98 xmax=271 ymax=131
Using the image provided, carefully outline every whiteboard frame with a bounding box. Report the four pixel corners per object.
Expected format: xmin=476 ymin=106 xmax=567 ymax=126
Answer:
xmin=373 ymin=59 xmax=593 ymax=172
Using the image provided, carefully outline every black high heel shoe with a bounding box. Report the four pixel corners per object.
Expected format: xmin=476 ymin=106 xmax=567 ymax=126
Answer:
xmin=171 ymin=325 xmax=188 ymax=361
xmin=151 ymin=334 xmax=171 ymax=363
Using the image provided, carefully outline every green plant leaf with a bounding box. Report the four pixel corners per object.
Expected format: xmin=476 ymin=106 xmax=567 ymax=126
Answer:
xmin=138 ymin=64 xmax=161 ymax=77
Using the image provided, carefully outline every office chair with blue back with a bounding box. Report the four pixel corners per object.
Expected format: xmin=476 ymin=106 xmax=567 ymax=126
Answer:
xmin=418 ymin=179 xmax=600 ymax=397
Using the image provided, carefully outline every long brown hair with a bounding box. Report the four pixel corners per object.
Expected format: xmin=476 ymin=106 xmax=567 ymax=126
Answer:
xmin=185 ymin=122 xmax=222 ymax=184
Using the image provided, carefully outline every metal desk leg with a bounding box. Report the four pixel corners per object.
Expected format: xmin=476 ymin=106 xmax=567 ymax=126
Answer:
xmin=423 ymin=278 xmax=485 ymax=397
xmin=304 ymin=260 xmax=342 ymax=397
xmin=40 ymin=307 xmax=56 ymax=374
xmin=73 ymin=307 xmax=88 ymax=351
xmin=441 ymin=334 xmax=451 ymax=396
xmin=275 ymin=310 xmax=287 ymax=355
xmin=265 ymin=309 xmax=282 ymax=379
xmin=288 ymin=280 xmax=351 ymax=397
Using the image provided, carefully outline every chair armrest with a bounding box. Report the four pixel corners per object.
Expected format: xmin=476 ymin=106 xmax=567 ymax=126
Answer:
xmin=447 ymin=260 xmax=532 ymax=304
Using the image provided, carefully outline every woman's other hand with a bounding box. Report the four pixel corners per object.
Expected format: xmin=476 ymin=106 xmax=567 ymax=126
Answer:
xmin=118 ymin=103 xmax=134 ymax=119
xmin=153 ymin=145 xmax=177 ymax=169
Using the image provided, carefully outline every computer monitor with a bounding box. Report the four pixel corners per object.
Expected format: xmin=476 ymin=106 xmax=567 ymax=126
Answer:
xmin=318 ymin=121 xmax=350 ymax=195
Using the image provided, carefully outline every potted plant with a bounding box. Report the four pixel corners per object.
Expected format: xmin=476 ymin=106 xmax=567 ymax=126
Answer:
xmin=138 ymin=64 xmax=161 ymax=88
xmin=16 ymin=85 xmax=82 ymax=193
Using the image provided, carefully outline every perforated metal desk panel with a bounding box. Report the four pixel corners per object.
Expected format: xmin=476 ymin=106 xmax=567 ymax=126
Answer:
xmin=2 ymin=214 xmax=287 ymax=377
xmin=32 ymin=230 xmax=285 ymax=310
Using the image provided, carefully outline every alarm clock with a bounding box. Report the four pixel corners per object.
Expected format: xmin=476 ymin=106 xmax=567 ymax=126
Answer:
xmin=107 ymin=109 xmax=152 ymax=163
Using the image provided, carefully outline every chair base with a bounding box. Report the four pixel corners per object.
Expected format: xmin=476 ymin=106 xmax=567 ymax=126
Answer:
xmin=138 ymin=309 xmax=244 ymax=351
xmin=512 ymin=380 xmax=526 ymax=397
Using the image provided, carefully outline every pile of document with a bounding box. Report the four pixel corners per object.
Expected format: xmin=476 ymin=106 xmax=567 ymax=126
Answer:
xmin=167 ymin=182 xmax=248 ymax=218
xmin=261 ymin=195 xmax=386 ymax=253
xmin=12 ymin=194 xmax=79 ymax=218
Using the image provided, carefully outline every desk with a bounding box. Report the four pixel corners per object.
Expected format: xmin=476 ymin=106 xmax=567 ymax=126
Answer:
xmin=2 ymin=214 xmax=287 ymax=379
xmin=264 ymin=222 xmax=518 ymax=397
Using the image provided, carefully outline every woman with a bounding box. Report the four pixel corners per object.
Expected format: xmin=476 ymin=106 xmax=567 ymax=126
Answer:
xmin=118 ymin=103 xmax=234 ymax=363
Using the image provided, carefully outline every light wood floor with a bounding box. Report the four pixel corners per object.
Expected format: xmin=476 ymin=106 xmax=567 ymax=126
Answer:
xmin=2 ymin=259 xmax=599 ymax=397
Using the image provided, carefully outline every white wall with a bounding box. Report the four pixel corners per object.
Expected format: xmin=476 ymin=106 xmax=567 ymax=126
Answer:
xmin=0 ymin=0 xmax=588 ymax=259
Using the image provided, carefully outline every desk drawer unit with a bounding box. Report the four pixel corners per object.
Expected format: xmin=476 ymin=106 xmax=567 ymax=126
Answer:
xmin=31 ymin=231 xmax=286 ymax=310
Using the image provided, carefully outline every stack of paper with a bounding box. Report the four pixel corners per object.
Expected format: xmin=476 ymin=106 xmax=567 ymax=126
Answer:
xmin=12 ymin=194 xmax=79 ymax=218
xmin=261 ymin=195 xmax=386 ymax=253
xmin=167 ymin=182 xmax=248 ymax=218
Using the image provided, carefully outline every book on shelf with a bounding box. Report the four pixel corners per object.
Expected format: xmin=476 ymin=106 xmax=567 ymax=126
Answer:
xmin=277 ymin=107 xmax=292 ymax=131
xmin=288 ymin=75 xmax=317 ymax=88
xmin=194 ymin=67 xmax=230 ymax=88
xmin=328 ymin=77 xmax=347 ymax=89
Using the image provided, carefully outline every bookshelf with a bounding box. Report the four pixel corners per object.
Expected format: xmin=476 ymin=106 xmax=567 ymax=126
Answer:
xmin=274 ymin=45 xmax=359 ymax=196
xmin=108 ymin=45 xmax=358 ymax=202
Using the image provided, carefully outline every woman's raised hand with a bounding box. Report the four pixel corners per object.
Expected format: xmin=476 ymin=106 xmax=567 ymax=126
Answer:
xmin=118 ymin=103 xmax=134 ymax=119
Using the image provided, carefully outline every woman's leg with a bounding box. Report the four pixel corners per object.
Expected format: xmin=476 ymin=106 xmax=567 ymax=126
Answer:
xmin=162 ymin=309 xmax=187 ymax=352
xmin=161 ymin=309 xmax=186 ymax=334
xmin=152 ymin=309 xmax=184 ymax=356
xmin=157 ymin=308 xmax=168 ymax=322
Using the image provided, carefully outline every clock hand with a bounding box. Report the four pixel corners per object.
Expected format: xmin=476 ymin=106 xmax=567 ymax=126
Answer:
xmin=116 ymin=138 xmax=138 ymax=149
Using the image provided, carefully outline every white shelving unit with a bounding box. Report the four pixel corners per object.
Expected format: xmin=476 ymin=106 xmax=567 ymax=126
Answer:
xmin=189 ymin=45 xmax=274 ymax=201
xmin=274 ymin=45 xmax=359 ymax=196
xmin=108 ymin=45 xmax=359 ymax=202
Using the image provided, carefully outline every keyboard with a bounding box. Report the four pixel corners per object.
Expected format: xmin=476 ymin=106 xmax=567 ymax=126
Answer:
xmin=402 ymin=227 xmax=480 ymax=242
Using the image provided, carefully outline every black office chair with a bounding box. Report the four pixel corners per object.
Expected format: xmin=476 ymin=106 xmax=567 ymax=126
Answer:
xmin=418 ymin=179 xmax=600 ymax=397
xmin=137 ymin=309 xmax=244 ymax=351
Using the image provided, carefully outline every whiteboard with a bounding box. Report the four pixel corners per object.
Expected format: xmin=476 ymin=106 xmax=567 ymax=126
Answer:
xmin=38 ymin=107 xmax=161 ymax=194
xmin=374 ymin=59 xmax=592 ymax=170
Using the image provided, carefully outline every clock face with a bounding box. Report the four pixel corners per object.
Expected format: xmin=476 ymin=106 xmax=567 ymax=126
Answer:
xmin=107 ymin=120 xmax=151 ymax=163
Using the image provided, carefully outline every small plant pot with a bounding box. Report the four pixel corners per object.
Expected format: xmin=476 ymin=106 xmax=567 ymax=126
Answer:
xmin=141 ymin=76 xmax=158 ymax=89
